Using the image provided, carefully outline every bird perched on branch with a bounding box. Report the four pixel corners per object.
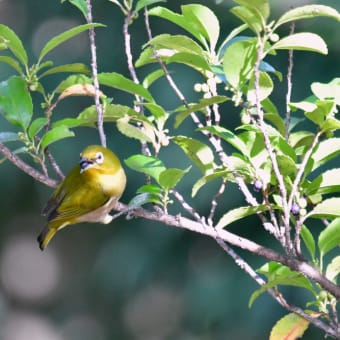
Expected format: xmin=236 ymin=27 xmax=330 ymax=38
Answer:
xmin=37 ymin=145 xmax=126 ymax=250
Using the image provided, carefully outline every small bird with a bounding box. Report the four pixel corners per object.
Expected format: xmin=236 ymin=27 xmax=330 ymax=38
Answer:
xmin=37 ymin=145 xmax=126 ymax=250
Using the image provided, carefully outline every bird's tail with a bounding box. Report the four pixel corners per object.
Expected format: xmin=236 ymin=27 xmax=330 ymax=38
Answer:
xmin=37 ymin=225 xmax=57 ymax=251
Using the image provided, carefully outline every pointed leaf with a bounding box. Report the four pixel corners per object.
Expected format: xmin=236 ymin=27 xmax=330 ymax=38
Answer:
xmin=0 ymin=132 xmax=19 ymax=143
xmin=39 ymin=63 xmax=90 ymax=78
xmin=98 ymin=72 xmax=154 ymax=102
xmin=159 ymin=167 xmax=190 ymax=190
xmin=269 ymin=313 xmax=309 ymax=340
xmin=0 ymin=24 xmax=28 ymax=66
xmin=270 ymin=33 xmax=328 ymax=55
xmin=62 ymin=0 xmax=88 ymax=17
xmin=0 ymin=56 xmax=23 ymax=74
xmin=234 ymin=0 xmax=270 ymax=20
xmin=305 ymin=198 xmax=340 ymax=220
xmin=311 ymin=138 xmax=340 ymax=172
xmin=275 ymin=5 xmax=340 ymax=28
xmin=142 ymin=69 xmax=165 ymax=88
xmin=216 ymin=204 xmax=279 ymax=229
xmin=135 ymin=0 xmax=166 ymax=13
xmin=124 ymin=154 xmax=166 ymax=183
xmin=318 ymin=217 xmax=340 ymax=257
xmin=305 ymin=168 xmax=340 ymax=195
xmin=230 ymin=6 xmax=263 ymax=33
xmin=28 ymin=117 xmax=48 ymax=139
xmin=116 ymin=117 xmax=154 ymax=143
xmin=325 ymin=256 xmax=340 ymax=283
xmin=0 ymin=76 xmax=33 ymax=130
xmin=40 ymin=126 xmax=75 ymax=150
xmin=172 ymin=136 xmax=214 ymax=174
xmin=247 ymin=71 xmax=274 ymax=104
xmin=38 ymin=23 xmax=105 ymax=62
xmin=301 ymin=225 xmax=315 ymax=261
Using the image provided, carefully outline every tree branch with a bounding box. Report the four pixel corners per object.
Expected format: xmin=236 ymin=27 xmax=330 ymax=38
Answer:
xmin=0 ymin=143 xmax=58 ymax=188
xmin=86 ymin=0 xmax=106 ymax=147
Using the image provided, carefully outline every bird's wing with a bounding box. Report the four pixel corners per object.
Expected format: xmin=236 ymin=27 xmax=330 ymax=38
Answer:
xmin=43 ymin=166 xmax=110 ymax=222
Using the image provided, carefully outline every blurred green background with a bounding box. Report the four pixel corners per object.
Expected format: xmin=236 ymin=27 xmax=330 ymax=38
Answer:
xmin=0 ymin=0 xmax=339 ymax=339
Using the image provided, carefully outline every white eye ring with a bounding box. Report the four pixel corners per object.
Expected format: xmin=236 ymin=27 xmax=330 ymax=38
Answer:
xmin=95 ymin=152 xmax=104 ymax=164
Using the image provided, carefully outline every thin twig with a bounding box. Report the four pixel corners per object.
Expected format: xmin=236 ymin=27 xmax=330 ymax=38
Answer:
xmin=254 ymin=40 xmax=292 ymax=253
xmin=0 ymin=143 xmax=58 ymax=188
xmin=171 ymin=189 xmax=204 ymax=224
xmin=215 ymin=238 xmax=338 ymax=338
xmin=45 ymin=148 xmax=65 ymax=180
xmin=285 ymin=22 xmax=295 ymax=140
xmin=113 ymin=201 xmax=340 ymax=304
xmin=207 ymin=179 xmax=226 ymax=226
xmin=86 ymin=0 xmax=106 ymax=147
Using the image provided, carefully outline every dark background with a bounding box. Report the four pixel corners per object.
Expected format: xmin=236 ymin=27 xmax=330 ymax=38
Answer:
xmin=0 ymin=0 xmax=339 ymax=339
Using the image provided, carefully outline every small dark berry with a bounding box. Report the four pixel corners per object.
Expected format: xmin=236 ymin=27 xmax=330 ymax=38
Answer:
xmin=253 ymin=179 xmax=263 ymax=192
xmin=291 ymin=203 xmax=300 ymax=216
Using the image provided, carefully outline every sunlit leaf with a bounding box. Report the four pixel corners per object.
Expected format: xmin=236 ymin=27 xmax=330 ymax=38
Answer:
xmin=39 ymin=63 xmax=90 ymax=78
xmin=0 ymin=24 xmax=28 ymax=66
xmin=124 ymin=154 xmax=166 ymax=183
xmin=216 ymin=204 xmax=279 ymax=229
xmin=305 ymin=198 xmax=340 ymax=221
xmin=135 ymin=0 xmax=166 ymax=13
xmin=40 ymin=125 xmax=75 ymax=150
xmin=0 ymin=76 xmax=33 ymax=130
xmin=38 ymin=23 xmax=105 ymax=62
xmin=172 ymin=136 xmax=215 ymax=174
xmin=318 ymin=217 xmax=340 ymax=257
xmin=325 ymin=256 xmax=340 ymax=283
xmin=98 ymin=72 xmax=154 ymax=102
xmin=28 ymin=117 xmax=48 ymax=139
xmin=269 ymin=313 xmax=309 ymax=340
xmin=159 ymin=167 xmax=190 ymax=190
xmin=275 ymin=5 xmax=340 ymax=28
xmin=270 ymin=33 xmax=328 ymax=55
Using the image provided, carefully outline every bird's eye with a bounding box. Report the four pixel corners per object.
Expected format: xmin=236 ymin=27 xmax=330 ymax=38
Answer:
xmin=95 ymin=152 xmax=104 ymax=164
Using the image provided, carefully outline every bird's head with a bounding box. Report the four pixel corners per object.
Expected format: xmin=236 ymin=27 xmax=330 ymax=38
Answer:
xmin=79 ymin=145 xmax=122 ymax=174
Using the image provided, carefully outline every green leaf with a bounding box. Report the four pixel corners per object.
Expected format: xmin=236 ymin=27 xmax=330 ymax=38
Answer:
xmin=181 ymin=4 xmax=220 ymax=50
xmin=0 ymin=56 xmax=23 ymax=74
xmin=234 ymin=0 xmax=270 ymax=20
xmin=38 ymin=23 xmax=105 ymax=62
xmin=172 ymin=136 xmax=214 ymax=174
xmin=230 ymin=6 xmax=264 ymax=33
xmin=318 ymin=217 xmax=340 ymax=257
xmin=28 ymin=117 xmax=48 ymax=139
xmin=247 ymin=71 xmax=274 ymax=103
xmin=192 ymin=169 xmax=230 ymax=197
xmin=142 ymin=69 xmax=165 ymax=88
xmin=128 ymin=192 xmax=161 ymax=208
xmin=116 ymin=117 xmax=154 ymax=143
xmin=124 ymin=154 xmax=166 ymax=183
xmin=167 ymin=52 xmax=210 ymax=72
xmin=311 ymin=78 xmax=340 ymax=105
xmin=135 ymin=0 xmax=166 ymax=13
xmin=137 ymin=184 xmax=162 ymax=196
xmin=98 ymin=72 xmax=154 ymax=102
xmin=269 ymin=313 xmax=309 ymax=340
xmin=159 ymin=167 xmax=190 ymax=190
xmin=149 ymin=6 xmax=204 ymax=46
xmin=310 ymin=138 xmax=340 ymax=172
xmin=77 ymin=104 xmax=142 ymax=126
xmin=305 ymin=198 xmax=340 ymax=220
xmin=250 ymin=262 xmax=315 ymax=308
xmin=223 ymin=39 xmax=257 ymax=89
xmin=54 ymin=74 xmax=92 ymax=93
xmin=275 ymin=5 xmax=340 ymax=28
xmin=325 ymin=256 xmax=340 ymax=283
xmin=216 ymin=204 xmax=278 ymax=229
xmin=52 ymin=118 xmax=89 ymax=129
xmin=306 ymin=168 xmax=340 ymax=195
xmin=149 ymin=34 xmax=204 ymax=55
xmin=0 ymin=24 xmax=28 ymax=66
xmin=201 ymin=125 xmax=248 ymax=155
xmin=301 ymin=225 xmax=315 ymax=261
xmin=0 ymin=76 xmax=33 ymax=130
xmin=175 ymin=96 xmax=228 ymax=128
xmin=0 ymin=132 xmax=19 ymax=143
xmin=39 ymin=125 xmax=75 ymax=150
xmin=62 ymin=0 xmax=88 ymax=17
xmin=142 ymin=102 xmax=167 ymax=120
xmin=39 ymin=63 xmax=90 ymax=78
xmin=270 ymin=33 xmax=328 ymax=55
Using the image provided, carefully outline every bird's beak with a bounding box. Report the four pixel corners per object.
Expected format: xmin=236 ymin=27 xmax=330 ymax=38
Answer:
xmin=79 ymin=158 xmax=94 ymax=173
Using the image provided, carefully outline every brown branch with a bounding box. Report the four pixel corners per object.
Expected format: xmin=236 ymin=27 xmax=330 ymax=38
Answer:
xmin=114 ymin=201 xmax=340 ymax=302
xmin=86 ymin=0 xmax=106 ymax=147
xmin=0 ymin=143 xmax=58 ymax=188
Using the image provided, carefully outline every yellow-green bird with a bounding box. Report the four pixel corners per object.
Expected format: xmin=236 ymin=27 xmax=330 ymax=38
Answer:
xmin=37 ymin=145 xmax=126 ymax=250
